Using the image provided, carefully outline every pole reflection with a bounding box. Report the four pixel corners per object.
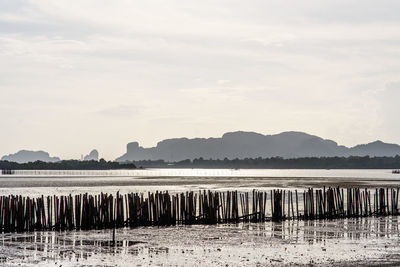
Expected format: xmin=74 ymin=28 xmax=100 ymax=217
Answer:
xmin=0 ymin=216 xmax=398 ymax=265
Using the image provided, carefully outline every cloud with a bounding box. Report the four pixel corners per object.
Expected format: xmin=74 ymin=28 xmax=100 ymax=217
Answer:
xmin=376 ymin=82 xmax=400 ymax=136
xmin=96 ymin=105 xmax=143 ymax=118
xmin=0 ymin=0 xmax=400 ymax=159
xmin=0 ymin=13 xmax=33 ymax=23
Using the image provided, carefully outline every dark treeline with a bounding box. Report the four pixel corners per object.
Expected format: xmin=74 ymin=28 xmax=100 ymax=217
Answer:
xmin=0 ymin=159 xmax=136 ymax=170
xmin=2 ymin=156 xmax=400 ymax=170
xmin=132 ymin=155 xmax=400 ymax=169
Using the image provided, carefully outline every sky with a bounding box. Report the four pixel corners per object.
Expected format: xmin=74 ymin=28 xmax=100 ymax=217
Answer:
xmin=1 ymin=0 xmax=400 ymax=160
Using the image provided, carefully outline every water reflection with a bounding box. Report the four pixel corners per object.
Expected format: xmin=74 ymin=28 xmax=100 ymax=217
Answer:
xmin=1 ymin=216 xmax=399 ymax=265
xmin=266 ymin=216 xmax=400 ymax=243
xmin=1 ymin=231 xmax=157 ymax=264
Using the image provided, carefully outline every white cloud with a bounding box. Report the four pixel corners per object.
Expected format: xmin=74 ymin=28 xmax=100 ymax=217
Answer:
xmin=0 ymin=0 xmax=399 ymax=159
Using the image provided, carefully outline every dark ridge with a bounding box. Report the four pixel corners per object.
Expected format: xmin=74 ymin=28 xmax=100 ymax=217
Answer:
xmin=1 ymin=150 xmax=60 ymax=163
xmin=130 ymin=156 xmax=400 ymax=169
xmin=0 ymin=159 xmax=136 ymax=170
xmin=116 ymin=131 xmax=400 ymax=161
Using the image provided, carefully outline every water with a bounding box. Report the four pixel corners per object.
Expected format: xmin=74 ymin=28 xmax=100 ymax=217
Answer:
xmin=1 ymin=217 xmax=400 ymax=266
xmin=0 ymin=169 xmax=399 ymax=266
xmin=0 ymin=168 xmax=398 ymax=197
xmin=1 ymin=168 xmax=397 ymax=179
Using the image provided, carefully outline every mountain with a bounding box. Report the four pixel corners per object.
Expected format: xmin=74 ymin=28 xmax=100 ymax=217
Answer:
xmin=83 ymin=149 xmax=99 ymax=161
xmin=115 ymin=131 xmax=400 ymax=162
xmin=350 ymin=141 xmax=400 ymax=157
xmin=1 ymin=150 xmax=61 ymax=163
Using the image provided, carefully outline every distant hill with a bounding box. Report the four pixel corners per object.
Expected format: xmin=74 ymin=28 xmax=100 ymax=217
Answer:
xmin=350 ymin=141 xmax=400 ymax=157
xmin=1 ymin=150 xmax=60 ymax=163
xmin=116 ymin=131 xmax=400 ymax=162
xmin=83 ymin=149 xmax=99 ymax=161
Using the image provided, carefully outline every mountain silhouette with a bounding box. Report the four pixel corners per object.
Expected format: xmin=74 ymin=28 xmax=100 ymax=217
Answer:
xmin=1 ymin=150 xmax=61 ymax=163
xmin=115 ymin=131 xmax=400 ymax=161
xmin=83 ymin=149 xmax=99 ymax=161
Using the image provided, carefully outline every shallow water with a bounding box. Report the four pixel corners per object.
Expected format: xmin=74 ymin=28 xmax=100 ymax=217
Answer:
xmin=1 ymin=169 xmax=400 ymax=266
xmin=1 ymin=216 xmax=400 ymax=266
xmin=0 ymin=168 xmax=399 ymax=197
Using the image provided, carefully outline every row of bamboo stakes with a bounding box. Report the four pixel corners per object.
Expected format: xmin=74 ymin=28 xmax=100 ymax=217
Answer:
xmin=1 ymin=169 xmax=15 ymax=175
xmin=0 ymin=187 xmax=399 ymax=233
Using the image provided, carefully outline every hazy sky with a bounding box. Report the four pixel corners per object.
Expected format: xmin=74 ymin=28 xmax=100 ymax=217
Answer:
xmin=1 ymin=0 xmax=400 ymax=160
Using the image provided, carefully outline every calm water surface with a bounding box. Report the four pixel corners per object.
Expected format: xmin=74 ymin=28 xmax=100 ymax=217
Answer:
xmin=0 ymin=168 xmax=398 ymax=196
xmin=1 ymin=216 xmax=400 ymax=266
xmin=0 ymin=169 xmax=400 ymax=266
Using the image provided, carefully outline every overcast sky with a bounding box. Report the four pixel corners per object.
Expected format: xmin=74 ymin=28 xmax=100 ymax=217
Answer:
xmin=1 ymin=0 xmax=400 ymax=160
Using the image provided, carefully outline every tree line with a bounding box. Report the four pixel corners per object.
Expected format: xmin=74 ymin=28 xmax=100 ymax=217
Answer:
xmin=0 ymin=159 xmax=136 ymax=170
xmin=131 ymin=155 xmax=400 ymax=169
xmin=2 ymin=156 xmax=400 ymax=170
